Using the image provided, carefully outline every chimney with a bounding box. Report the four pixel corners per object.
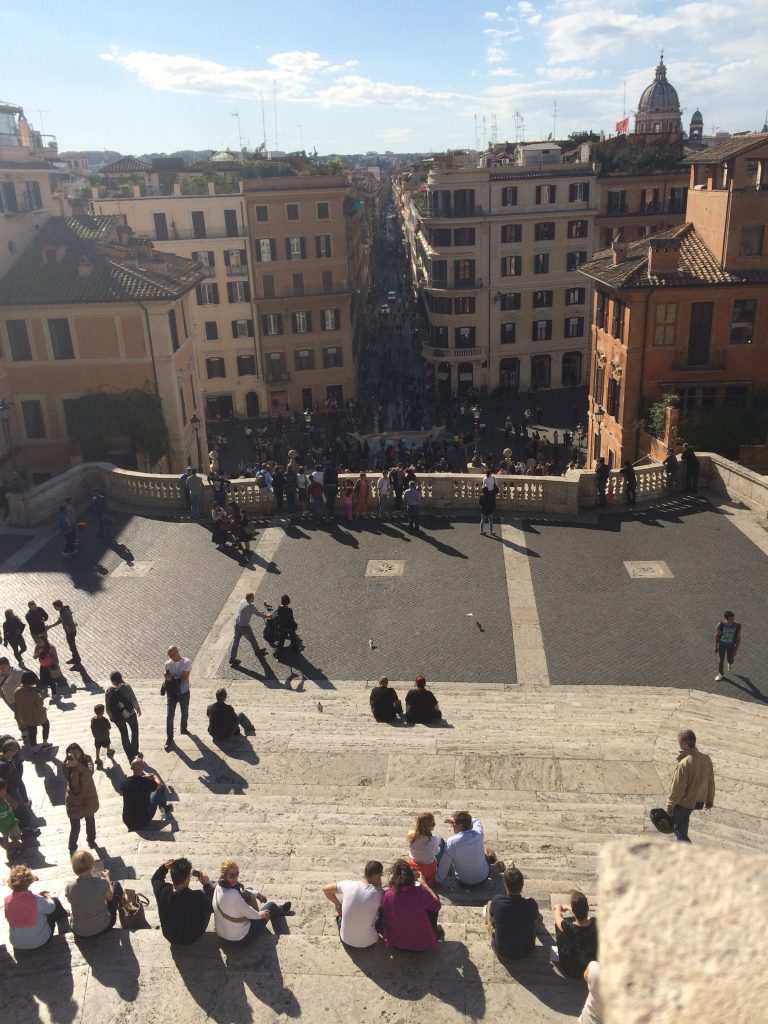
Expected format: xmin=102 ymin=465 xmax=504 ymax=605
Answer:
xmin=611 ymin=230 xmax=626 ymax=266
xmin=77 ymin=254 xmax=92 ymax=277
xmin=147 ymin=256 xmax=168 ymax=277
xmin=648 ymin=237 xmax=682 ymax=275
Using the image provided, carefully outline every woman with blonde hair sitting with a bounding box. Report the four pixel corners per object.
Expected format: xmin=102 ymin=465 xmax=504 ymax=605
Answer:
xmin=3 ymin=864 xmax=70 ymax=952
xmin=212 ymin=858 xmax=291 ymax=944
xmin=406 ymin=812 xmax=445 ymax=887
xmin=65 ymin=850 xmax=124 ymax=938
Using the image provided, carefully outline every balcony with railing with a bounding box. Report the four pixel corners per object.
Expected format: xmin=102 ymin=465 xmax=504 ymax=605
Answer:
xmin=264 ymin=369 xmax=290 ymax=384
xmin=226 ymin=264 xmax=248 ymax=277
xmin=672 ymin=351 xmax=727 ymax=372
xmin=425 ymin=278 xmax=484 ymax=292
xmin=421 ymin=345 xmax=481 ymax=360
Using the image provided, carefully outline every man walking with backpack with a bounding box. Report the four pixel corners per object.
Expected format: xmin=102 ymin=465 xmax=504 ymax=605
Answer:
xmin=105 ymin=671 xmax=141 ymax=760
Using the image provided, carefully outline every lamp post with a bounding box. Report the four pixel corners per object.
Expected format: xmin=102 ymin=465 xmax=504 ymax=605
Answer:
xmin=471 ymin=404 xmax=481 ymax=467
xmin=0 ymin=399 xmax=17 ymax=478
xmin=304 ymin=408 xmax=313 ymax=458
xmin=190 ymin=413 xmax=202 ymax=468
xmin=593 ymin=406 xmax=605 ymax=464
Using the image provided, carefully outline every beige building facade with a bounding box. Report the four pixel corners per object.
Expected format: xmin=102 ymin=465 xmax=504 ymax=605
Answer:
xmin=0 ymin=216 xmax=205 ymax=482
xmin=398 ymin=147 xmax=596 ymax=396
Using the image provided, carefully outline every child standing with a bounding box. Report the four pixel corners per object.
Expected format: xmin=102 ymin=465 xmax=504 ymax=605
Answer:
xmin=0 ymin=778 xmax=23 ymax=861
xmin=91 ymin=704 xmax=114 ymax=766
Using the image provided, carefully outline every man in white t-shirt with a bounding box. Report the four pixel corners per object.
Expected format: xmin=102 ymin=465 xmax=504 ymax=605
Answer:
xmin=375 ymin=471 xmax=390 ymax=519
xmin=321 ymin=860 xmax=383 ymax=947
xmin=163 ymin=645 xmax=192 ymax=752
xmin=580 ymin=961 xmax=602 ymax=1024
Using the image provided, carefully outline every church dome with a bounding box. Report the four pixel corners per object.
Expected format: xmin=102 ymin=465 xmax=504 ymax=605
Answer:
xmin=635 ymin=55 xmax=682 ymax=135
xmin=690 ymin=109 xmax=703 ymax=123
xmin=638 ymin=58 xmax=680 ymax=115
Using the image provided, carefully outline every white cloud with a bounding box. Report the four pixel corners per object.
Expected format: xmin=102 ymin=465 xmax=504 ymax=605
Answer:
xmin=537 ymin=65 xmax=597 ymax=81
xmin=100 ymin=48 xmax=467 ymax=109
xmin=482 ymin=9 xmax=500 ymax=18
xmin=487 ymin=46 xmax=507 ymax=64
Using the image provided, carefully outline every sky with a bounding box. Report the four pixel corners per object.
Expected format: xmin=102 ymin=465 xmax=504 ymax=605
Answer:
xmin=2 ymin=0 xmax=766 ymax=156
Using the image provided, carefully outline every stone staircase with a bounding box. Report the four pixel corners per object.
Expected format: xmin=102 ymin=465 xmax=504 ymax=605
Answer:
xmin=1 ymin=680 xmax=766 ymax=1023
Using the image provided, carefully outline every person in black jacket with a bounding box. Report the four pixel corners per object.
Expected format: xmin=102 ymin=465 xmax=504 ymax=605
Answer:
xmin=207 ymin=688 xmax=251 ymax=741
xmin=681 ymin=444 xmax=700 ymax=493
xmin=105 ymin=671 xmax=141 ymax=760
xmin=595 ymin=458 xmax=610 ymax=506
xmin=152 ymin=857 xmax=214 ymax=944
xmin=620 ymin=461 xmax=637 ymax=506
xmin=369 ymin=676 xmax=403 ymax=723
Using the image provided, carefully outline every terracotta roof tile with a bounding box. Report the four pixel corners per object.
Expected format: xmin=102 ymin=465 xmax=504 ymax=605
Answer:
xmin=0 ymin=215 xmax=205 ymax=306
xmin=100 ymin=156 xmax=151 ymax=174
xmin=685 ymin=133 xmax=768 ymax=164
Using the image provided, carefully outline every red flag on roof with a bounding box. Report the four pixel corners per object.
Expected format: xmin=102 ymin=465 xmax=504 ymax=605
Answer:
xmin=615 ymin=116 xmax=630 ymax=133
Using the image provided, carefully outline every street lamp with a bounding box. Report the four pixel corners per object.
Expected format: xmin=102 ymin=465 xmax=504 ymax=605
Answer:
xmin=304 ymin=408 xmax=313 ymax=458
xmin=190 ymin=413 xmax=202 ymax=468
xmin=593 ymin=406 xmax=605 ymax=464
xmin=471 ymin=404 xmax=482 ymax=467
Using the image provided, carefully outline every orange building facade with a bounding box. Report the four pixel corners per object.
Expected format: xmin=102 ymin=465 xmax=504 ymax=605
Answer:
xmin=579 ymin=134 xmax=768 ymax=468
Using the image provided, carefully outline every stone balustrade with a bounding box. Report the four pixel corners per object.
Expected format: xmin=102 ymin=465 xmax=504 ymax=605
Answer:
xmin=5 ymin=454 xmax=763 ymax=527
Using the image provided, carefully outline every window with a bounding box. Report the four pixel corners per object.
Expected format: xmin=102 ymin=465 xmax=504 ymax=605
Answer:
xmin=533 ymin=319 xmax=552 ymax=341
xmin=500 ymin=322 xmax=516 ymax=344
xmin=21 ymin=400 xmax=45 ymax=439
xmin=730 ymin=299 xmax=757 ymax=344
xmin=594 ymin=362 xmax=605 ymax=405
xmin=286 ymin=203 xmax=299 ymax=221
xmin=196 ymin=282 xmax=219 ymax=305
xmin=725 ymin=385 xmax=749 ymax=407
xmin=500 ymin=292 xmax=521 ymax=311
xmin=567 ymin=220 xmax=588 ymax=239
xmin=256 ymin=238 xmax=276 ymax=262
xmin=224 ymin=249 xmax=246 ymax=274
xmin=287 ymin=235 xmax=306 ymax=260
xmin=641 ymin=187 xmax=660 ymax=212
xmin=535 ymin=185 xmax=556 ymax=205
xmin=0 ymin=181 xmax=18 ymax=213
xmin=569 ymin=182 xmax=590 ymax=202
xmin=596 ymin=290 xmax=608 ymax=329
xmin=224 ymin=208 xmax=239 ymax=237
xmin=535 ymin=222 xmax=555 ymax=241
xmin=26 ymin=181 xmax=43 ymax=210
xmin=562 ymin=351 xmax=582 ymax=386
xmin=606 ymin=190 xmax=626 ymax=215
xmin=501 ymin=224 xmax=522 ymax=243
xmin=6 ymin=320 xmax=32 ymax=360
xmin=294 ymin=349 xmax=315 ymax=371
xmin=453 ymin=227 xmax=475 ymax=246
xmin=150 ymin=212 xmax=170 ymax=241
xmin=192 ymin=250 xmax=215 ymax=275
xmin=206 ymin=357 xmax=226 ymax=379
xmin=232 ymin=319 xmax=254 ymax=339
xmin=654 ymin=303 xmax=677 ymax=346
xmin=293 ymin=311 xmax=312 ymax=334
xmin=321 ymin=308 xmax=340 ymax=331
xmin=430 ymin=259 xmax=448 ymax=285
xmin=566 ymin=287 xmax=586 ymax=305
xmin=740 ymin=225 xmax=764 ymax=257
xmin=262 ymin=312 xmax=283 ymax=336
xmin=236 ymin=354 xmax=256 ymax=376
xmin=501 ymin=255 xmax=521 ymax=277
xmin=454 ymin=259 xmax=475 ymax=285
xmin=534 ymin=253 xmax=549 ymax=274
xmin=191 ymin=211 xmax=206 ymax=239
xmin=168 ymin=309 xmax=179 ymax=351
xmin=533 ymin=290 xmax=553 ymax=309
xmin=454 ymin=296 xmax=475 ymax=314
xmin=323 ymin=346 xmax=342 ymax=368
xmin=267 ymin=352 xmax=286 ymax=378
xmin=226 ymin=281 xmax=250 ymax=303
xmin=429 ymin=228 xmax=452 ymax=247
xmin=452 ymin=189 xmax=475 ymax=216
xmin=455 ymin=326 xmax=476 ymax=347
xmin=261 ymin=275 xmax=275 ymax=298
xmin=317 ymin=202 xmax=330 ymax=219
xmin=567 ymin=250 xmax=587 ymax=271
xmin=501 ymin=186 xmax=518 ymax=207
xmin=48 ymin=319 xmax=74 ymax=359
xmin=316 ymin=234 xmax=332 ymax=258
xmin=254 ymin=205 xmax=269 ymax=222
xmin=611 ymin=298 xmax=626 ymax=341
xmin=565 ymin=316 xmax=584 ymax=338
xmin=322 ymin=270 xmax=334 ymax=293
xmin=426 ymin=294 xmax=452 ymax=314
xmin=292 ymin=272 xmax=305 ymax=296
xmin=204 ymin=321 xmax=218 ymax=341
xmin=607 ymin=377 xmax=621 ymax=418
xmin=669 ymin=188 xmax=685 ymax=213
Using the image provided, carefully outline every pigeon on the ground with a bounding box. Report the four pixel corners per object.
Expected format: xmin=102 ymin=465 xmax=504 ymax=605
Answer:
xmin=476 ymin=621 xmax=485 ymax=632
xmin=317 ymin=702 xmax=323 ymax=712
xmin=369 ymin=639 xmax=376 ymax=650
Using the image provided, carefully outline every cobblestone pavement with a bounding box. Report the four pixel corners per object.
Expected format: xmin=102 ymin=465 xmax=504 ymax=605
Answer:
xmin=0 ymin=512 xmax=245 ymax=682
xmin=528 ymin=495 xmax=768 ymax=702
xmin=215 ymin=511 xmax=515 ymax=686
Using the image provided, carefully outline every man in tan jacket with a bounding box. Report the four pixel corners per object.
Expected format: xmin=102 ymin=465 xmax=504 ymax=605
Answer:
xmin=667 ymin=729 xmax=715 ymax=842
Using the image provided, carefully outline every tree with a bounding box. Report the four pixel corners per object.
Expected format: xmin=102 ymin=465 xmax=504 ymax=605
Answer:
xmin=65 ymin=389 xmax=169 ymax=467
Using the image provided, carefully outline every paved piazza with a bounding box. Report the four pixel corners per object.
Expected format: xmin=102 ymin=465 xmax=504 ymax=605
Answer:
xmin=0 ymin=492 xmax=767 ymax=1022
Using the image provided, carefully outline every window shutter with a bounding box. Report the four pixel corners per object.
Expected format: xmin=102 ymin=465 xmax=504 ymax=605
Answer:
xmin=240 ymin=249 xmax=247 ymax=265
xmin=583 ymin=184 xmax=590 ymax=202
xmin=195 ymin=284 xmax=203 ymax=305
xmin=300 ymin=237 xmax=307 ymax=259
xmin=306 ymin=312 xmax=312 ymax=332
xmin=254 ymin=242 xmax=261 ymax=263
xmin=243 ymin=282 xmax=251 ymax=301
xmin=247 ymin=319 xmax=253 ymax=337
xmin=285 ymin=238 xmax=292 ymax=259
xmin=276 ymin=313 xmax=283 ymax=335
xmin=315 ymin=235 xmax=322 ymax=258
xmin=211 ymin=284 xmax=219 ymax=303
xmin=208 ymin=251 xmax=215 ymax=267
xmin=223 ymin=250 xmax=230 ymax=266
xmin=227 ymin=283 xmax=234 ymax=302
xmin=270 ymin=239 xmax=276 ymax=260
xmin=261 ymin=314 xmax=269 ymax=334
xmin=232 ymin=320 xmax=238 ymax=337
xmin=192 ymin=251 xmax=198 ymax=262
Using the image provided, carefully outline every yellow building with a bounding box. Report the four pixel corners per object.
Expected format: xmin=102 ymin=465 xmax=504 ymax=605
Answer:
xmin=0 ymin=215 xmax=206 ymax=482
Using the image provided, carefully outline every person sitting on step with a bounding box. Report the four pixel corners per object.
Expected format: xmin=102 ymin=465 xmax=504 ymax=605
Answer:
xmin=321 ymin=860 xmax=384 ymax=948
xmin=435 ymin=811 xmax=502 ymax=888
xmin=213 ymin=859 xmax=291 ymax=943
xmin=553 ymin=890 xmax=598 ymax=977
xmin=485 ymin=865 xmax=539 ymax=960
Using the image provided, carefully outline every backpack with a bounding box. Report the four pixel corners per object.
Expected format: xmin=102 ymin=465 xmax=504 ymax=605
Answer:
xmin=650 ymin=807 xmax=675 ymax=834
